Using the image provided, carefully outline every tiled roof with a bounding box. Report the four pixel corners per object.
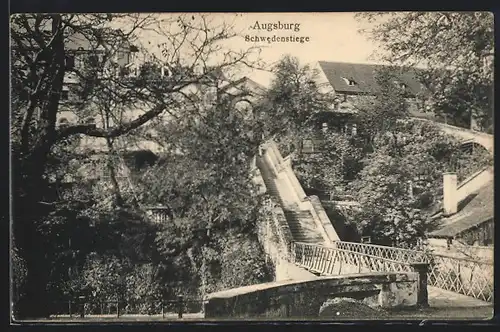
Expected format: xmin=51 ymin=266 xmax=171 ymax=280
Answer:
xmin=317 ymin=61 xmax=426 ymax=96
xmin=428 ymin=181 xmax=494 ymax=238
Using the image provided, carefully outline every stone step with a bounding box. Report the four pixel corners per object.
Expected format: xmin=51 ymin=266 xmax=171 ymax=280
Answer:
xmin=257 ymin=155 xmax=325 ymax=244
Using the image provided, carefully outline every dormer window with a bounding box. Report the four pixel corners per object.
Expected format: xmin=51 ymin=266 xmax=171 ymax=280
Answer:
xmin=341 ymin=77 xmax=356 ymax=86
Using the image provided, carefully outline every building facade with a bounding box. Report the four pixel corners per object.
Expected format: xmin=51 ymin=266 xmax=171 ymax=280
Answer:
xmin=427 ymin=172 xmax=494 ymax=261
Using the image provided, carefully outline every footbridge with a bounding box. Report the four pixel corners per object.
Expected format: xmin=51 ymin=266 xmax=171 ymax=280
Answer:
xmin=204 ymin=240 xmax=493 ymax=318
xmin=412 ymin=118 xmax=494 ymax=154
xmin=208 ymin=139 xmax=493 ymax=318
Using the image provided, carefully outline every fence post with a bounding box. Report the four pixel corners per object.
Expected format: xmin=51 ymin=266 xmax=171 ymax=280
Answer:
xmin=162 ymin=300 xmax=165 ymax=318
xmin=78 ymin=296 xmax=85 ymax=318
xmin=177 ymin=295 xmax=184 ymax=319
xmin=411 ymin=263 xmax=429 ymax=308
xmin=301 ymin=244 xmax=305 ymax=266
xmin=69 ymin=300 xmax=72 ymax=317
xmin=116 ymin=300 xmax=120 ymax=318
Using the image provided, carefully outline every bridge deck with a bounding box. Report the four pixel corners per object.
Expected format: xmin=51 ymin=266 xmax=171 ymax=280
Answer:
xmin=428 ymin=286 xmax=491 ymax=308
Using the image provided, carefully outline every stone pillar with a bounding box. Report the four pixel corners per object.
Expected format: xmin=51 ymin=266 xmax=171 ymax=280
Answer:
xmin=411 ymin=263 xmax=429 ymax=308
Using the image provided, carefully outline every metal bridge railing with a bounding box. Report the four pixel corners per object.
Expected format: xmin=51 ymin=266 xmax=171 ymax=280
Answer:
xmin=291 ymin=242 xmax=414 ymax=275
xmin=290 ymin=241 xmax=494 ymax=303
xmin=427 ymin=253 xmax=494 ymax=302
xmin=332 ymin=241 xmax=429 ymax=263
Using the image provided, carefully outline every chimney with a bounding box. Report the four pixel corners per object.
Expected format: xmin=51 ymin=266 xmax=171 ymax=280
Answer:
xmin=443 ymin=172 xmax=458 ymax=216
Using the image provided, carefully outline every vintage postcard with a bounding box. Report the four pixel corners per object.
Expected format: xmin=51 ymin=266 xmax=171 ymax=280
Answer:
xmin=10 ymin=12 xmax=494 ymax=323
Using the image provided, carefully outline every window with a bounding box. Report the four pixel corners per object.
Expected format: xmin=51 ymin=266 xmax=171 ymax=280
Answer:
xmin=87 ymin=54 xmax=99 ymax=67
xmin=351 ymin=123 xmax=357 ymax=136
xmin=61 ymin=90 xmax=69 ymax=100
xmin=361 ymin=236 xmax=371 ymax=244
xmin=341 ymin=77 xmax=356 ymax=86
xmin=321 ymin=122 xmax=328 ymax=133
xmin=65 ymin=55 xmax=75 ymax=70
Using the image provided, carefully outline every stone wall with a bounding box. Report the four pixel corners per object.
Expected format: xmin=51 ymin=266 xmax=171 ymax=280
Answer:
xmin=204 ymin=273 xmax=418 ymax=319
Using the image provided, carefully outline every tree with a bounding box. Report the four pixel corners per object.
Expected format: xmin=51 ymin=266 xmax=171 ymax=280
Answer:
xmin=354 ymin=67 xmax=411 ymax=146
xmin=261 ymin=55 xmax=336 ymax=151
xmin=294 ymin=67 xmax=411 ymax=194
xmin=261 ymin=55 xmax=369 ymax=195
xmin=356 ymin=12 xmax=494 ymax=132
xmin=10 ymin=13 xmax=261 ymax=318
xmin=347 ymin=120 xmax=493 ymax=247
xmin=128 ymin=95 xmax=273 ymax=298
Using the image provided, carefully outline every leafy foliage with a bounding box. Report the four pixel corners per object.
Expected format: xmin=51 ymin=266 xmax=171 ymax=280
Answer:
xmin=263 ymin=56 xmax=492 ymax=248
xmin=347 ymin=120 xmax=492 ymax=247
xmin=10 ymin=13 xmax=264 ymax=318
xmin=294 ymin=131 xmax=365 ymax=193
xmin=260 ymin=55 xmax=335 ymax=147
xmin=127 ymin=98 xmax=273 ymax=298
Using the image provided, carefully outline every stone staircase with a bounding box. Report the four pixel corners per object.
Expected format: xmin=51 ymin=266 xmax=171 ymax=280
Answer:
xmin=257 ymin=154 xmax=326 ymax=244
xmin=283 ymin=209 xmax=325 ymax=243
xmin=257 ymin=159 xmax=285 ymax=206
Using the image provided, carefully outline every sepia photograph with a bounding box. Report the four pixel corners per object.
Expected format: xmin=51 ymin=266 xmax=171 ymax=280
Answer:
xmin=10 ymin=12 xmax=494 ymax=323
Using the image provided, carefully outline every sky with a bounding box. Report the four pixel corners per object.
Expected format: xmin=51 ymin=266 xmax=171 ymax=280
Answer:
xmin=135 ymin=12 xmax=383 ymax=88
xmin=226 ymin=12 xmax=381 ymax=87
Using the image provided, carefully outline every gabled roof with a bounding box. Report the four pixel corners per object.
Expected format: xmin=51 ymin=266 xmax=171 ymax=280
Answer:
xmin=219 ymin=76 xmax=267 ymax=96
xmin=317 ymin=61 xmax=426 ymax=97
xmin=428 ymin=180 xmax=494 ymax=239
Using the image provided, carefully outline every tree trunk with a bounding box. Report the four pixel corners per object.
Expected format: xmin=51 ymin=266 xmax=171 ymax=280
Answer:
xmin=105 ymin=138 xmax=125 ymax=207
